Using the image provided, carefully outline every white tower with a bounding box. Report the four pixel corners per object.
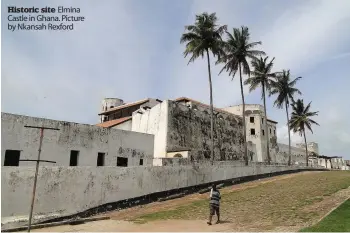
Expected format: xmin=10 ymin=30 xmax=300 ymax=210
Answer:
xmin=101 ymin=98 xmax=124 ymax=112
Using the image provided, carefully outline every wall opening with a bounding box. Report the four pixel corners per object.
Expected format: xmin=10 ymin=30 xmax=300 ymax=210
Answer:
xmin=174 ymin=153 xmax=183 ymax=158
xmin=250 ymin=128 xmax=255 ymax=135
xmin=70 ymin=150 xmax=79 ymax=166
xmin=274 ymin=129 xmax=276 ymax=135
xmin=117 ymin=157 xmax=128 ymax=167
xmin=4 ymin=150 xmax=20 ymax=166
xmin=262 ymin=130 xmax=265 ymax=136
xmin=139 ymin=159 xmax=143 ymax=166
xmin=250 ymin=116 xmax=254 ymax=123
xmin=261 ymin=117 xmax=264 ymax=124
xmin=270 ymin=128 xmax=272 ymax=134
xmin=97 ymin=153 xmax=105 ymax=166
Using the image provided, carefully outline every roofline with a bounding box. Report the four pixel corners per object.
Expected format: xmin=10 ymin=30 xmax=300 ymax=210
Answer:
xmin=98 ymin=98 xmax=150 ymax=115
xmin=267 ymin=119 xmax=278 ymax=124
xmin=95 ymin=116 xmax=132 ymax=128
xmin=174 ymin=97 xmax=243 ymax=119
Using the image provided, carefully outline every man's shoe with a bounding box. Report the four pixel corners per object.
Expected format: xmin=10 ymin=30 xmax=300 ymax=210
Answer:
xmin=207 ymin=222 xmax=212 ymax=225
xmin=216 ymin=220 xmax=220 ymax=224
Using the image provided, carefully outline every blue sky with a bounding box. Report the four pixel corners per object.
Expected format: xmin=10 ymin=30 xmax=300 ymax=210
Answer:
xmin=2 ymin=0 xmax=350 ymax=159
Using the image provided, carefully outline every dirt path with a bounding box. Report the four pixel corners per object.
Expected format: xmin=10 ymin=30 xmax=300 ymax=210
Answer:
xmin=32 ymin=171 xmax=350 ymax=232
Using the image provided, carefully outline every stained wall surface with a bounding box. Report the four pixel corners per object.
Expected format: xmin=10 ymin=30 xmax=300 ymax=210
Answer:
xmin=2 ymin=164 xmax=313 ymax=223
xmin=167 ymin=101 xmax=245 ymax=161
xmin=1 ymin=113 xmax=154 ymax=167
xmin=271 ymin=143 xmax=307 ymax=164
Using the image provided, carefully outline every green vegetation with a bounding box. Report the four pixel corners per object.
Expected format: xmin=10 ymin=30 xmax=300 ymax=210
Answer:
xmin=289 ymin=99 xmax=320 ymax=166
xmin=300 ymin=199 xmax=350 ymax=232
xmin=132 ymin=172 xmax=350 ymax=230
xmin=269 ymin=70 xmax=302 ymax=165
xmin=180 ymin=12 xmax=226 ymax=161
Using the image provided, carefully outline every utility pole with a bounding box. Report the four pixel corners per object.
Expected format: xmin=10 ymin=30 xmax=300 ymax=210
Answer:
xmin=21 ymin=125 xmax=59 ymax=232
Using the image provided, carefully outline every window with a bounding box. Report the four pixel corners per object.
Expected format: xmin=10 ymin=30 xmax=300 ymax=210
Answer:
xmin=4 ymin=150 xmax=20 ymax=166
xmin=110 ymin=106 xmax=114 ymax=109
xmin=261 ymin=118 xmax=264 ymax=124
xmin=139 ymin=159 xmax=143 ymax=166
xmin=250 ymin=128 xmax=255 ymax=135
xmin=250 ymin=117 xmax=254 ymax=123
xmin=274 ymin=129 xmax=276 ymax=135
xmin=270 ymin=128 xmax=272 ymax=134
xmin=262 ymin=130 xmax=265 ymax=136
xmin=117 ymin=157 xmax=128 ymax=167
xmin=70 ymin=150 xmax=79 ymax=166
xmin=97 ymin=153 xmax=105 ymax=166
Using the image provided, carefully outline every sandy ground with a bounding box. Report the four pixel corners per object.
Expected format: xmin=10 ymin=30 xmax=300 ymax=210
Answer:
xmin=32 ymin=171 xmax=350 ymax=232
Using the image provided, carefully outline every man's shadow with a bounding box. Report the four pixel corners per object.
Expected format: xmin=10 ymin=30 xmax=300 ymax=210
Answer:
xmin=217 ymin=220 xmax=232 ymax=224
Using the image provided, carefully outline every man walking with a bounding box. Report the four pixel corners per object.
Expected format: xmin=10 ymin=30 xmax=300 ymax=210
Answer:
xmin=207 ymin=184 xmax=221 ymax=225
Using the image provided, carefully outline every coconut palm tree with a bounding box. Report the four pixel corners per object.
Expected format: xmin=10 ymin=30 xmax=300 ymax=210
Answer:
xmin=180 ymin=12 xmax=227 ymax=162
xmin=244 ymin=56 xmax=278 ymax=164
xmin=217 ymin=26 xmax=265 ymax=165
xmin=289 ymin=99 xmax=319 ymax=166
xmin=269 ymin=70 xmax=302 ymax=165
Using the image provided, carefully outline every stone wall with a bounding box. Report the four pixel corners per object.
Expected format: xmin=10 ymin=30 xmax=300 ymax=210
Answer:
xmin=2 ymin=164 xmax=316 ymax=226
xmin=1 ymin=113 xmax=154 ymax=167
xmin=271 ymin=143 xmax=307 ymax=164
xmin=167 ymin=100 xmax=245 ymax=161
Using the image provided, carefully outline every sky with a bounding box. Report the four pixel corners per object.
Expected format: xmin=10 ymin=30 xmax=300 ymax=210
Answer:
xmin=2 ymin=0 xmax=350 ymax=159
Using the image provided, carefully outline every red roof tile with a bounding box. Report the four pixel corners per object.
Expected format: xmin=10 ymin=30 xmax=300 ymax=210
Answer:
xmin=96 ymin=116 xmax=132 ymax=128
xmin=99 ymin=99 xmax=149 ymax=115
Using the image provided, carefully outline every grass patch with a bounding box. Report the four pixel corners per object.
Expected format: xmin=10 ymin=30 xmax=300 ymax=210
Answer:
xmin=132 ymin=171 xmax=350 ymax=229
xmin=300 ymin=199 xmax=350 ymax=232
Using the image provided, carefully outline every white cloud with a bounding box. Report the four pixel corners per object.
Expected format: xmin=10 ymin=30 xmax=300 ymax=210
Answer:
xmin=2 ymin=0 xmax=350 ymax=159
xmin=276 ymin=125 xmax=304 ymax=146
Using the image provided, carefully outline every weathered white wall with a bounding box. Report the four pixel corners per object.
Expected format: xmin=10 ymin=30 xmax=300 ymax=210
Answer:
xmin=1 ymin=113 xmax=154 ymax=167
xmin=112 ymin=120 xmax=132 ymax=131
xmin=2 ymin=164 xmax=316 ymax=224
xmin=296 ymin=142 xmax=319 ymax=154
xmin=131 ymin=102 xmax=168 ymax=158
xmin=223 ymin=104 xmax=278 ymax=163
xmin=271 ymin=143 xmax=307 ymax=164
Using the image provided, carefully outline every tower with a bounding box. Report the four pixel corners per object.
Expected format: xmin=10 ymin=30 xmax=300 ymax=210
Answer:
xmin=100 ymin=98 xmax=124 ymax=122
xmin=101 ymin=98 xmax=124 ymax=112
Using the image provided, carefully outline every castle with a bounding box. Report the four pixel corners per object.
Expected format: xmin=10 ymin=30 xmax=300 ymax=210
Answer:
xmin=2 ymin=96 xmax=347 ymax=169
xmin=1 ymin=97 xmax=348 ymax=228
xmin=96 ymin=97 xmax=332 ymax=166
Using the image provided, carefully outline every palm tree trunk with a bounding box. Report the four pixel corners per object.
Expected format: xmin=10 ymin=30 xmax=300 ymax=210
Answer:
xmin=206 ymin=49 xmax=215 ymax=164
xmin=238 ymin=63 xmax=248 ymax=165
xmin=262 ymin=83 xmax=270 ymax=164
xmin=303 ymin=129 xmax=308 ymax=167
xmin=285 ymin=101 xmax=292 ymax=166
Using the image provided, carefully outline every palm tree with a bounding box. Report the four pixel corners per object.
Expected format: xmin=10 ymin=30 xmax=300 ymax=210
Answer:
xmin=244 ymin=56 xmax=278 ymax=164
xmin=180 ymin=12 xmax=227 ymax=162
xmin=217 ymin=26 xmax=265 ymax=165
xmin=289 ymin=99 xmax=319 ymax=167
xmin=269 ymin=70 xmax=302 ymax=165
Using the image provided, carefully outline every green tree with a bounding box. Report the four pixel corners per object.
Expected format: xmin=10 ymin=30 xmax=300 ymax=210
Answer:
xmin=180 ymin=12 xmax=227 ymax=162
xmin=289 ymin=99 xmax=319 ymax=166
xmin=244 ymin=56 xmax=278 ymax=164
xmin=217 ymin=26 xmax=265 ymax=165
xmin=269 ymin=70 xmax=302 ymax=165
